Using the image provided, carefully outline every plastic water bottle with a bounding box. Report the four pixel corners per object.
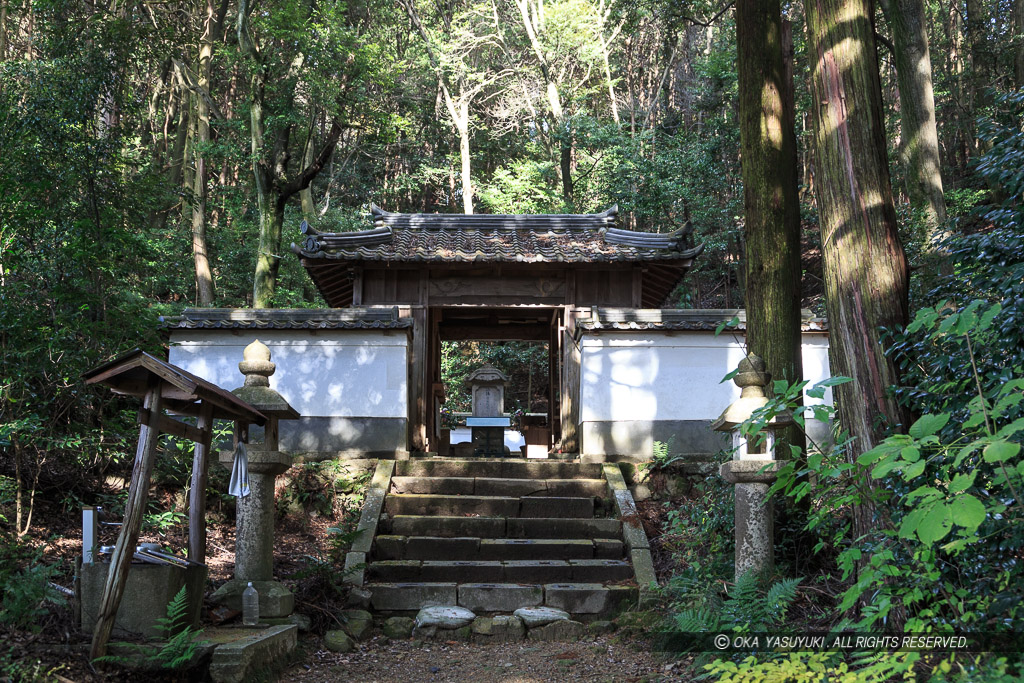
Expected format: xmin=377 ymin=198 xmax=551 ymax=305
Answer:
xmin=242 ymin=582 xmax=259 ymax=626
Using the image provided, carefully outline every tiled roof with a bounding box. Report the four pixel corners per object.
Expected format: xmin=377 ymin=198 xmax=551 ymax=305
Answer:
xmin=292 ymin=205 xmax=703 ymax=264
xmin=162 ymin=308 xmax=412 ymax=330
xmin=576 ymin=308 xmax=828 ymax=333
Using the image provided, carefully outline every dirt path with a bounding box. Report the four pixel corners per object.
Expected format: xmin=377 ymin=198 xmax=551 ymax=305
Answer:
xmin=280 ymin=635 xmax=692 ymax=683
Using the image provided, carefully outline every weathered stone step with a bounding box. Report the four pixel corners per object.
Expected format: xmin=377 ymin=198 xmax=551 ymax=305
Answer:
xmin=384 ymin=494 xmax=594 ymax=518
xmin=390 ymin=476 xmax=607 ymax=498
xmin=385 ymin=516 xmax=622 ymax=539
xmin=368 ymin=582 xmax=638 ymax=615
xmin=373 ymin=535 xmax=625 ymax=561
xmin=367 ymin=559 xmax=632 ymax=583
xmin=395 ymin=458 xmax=603 ymax=480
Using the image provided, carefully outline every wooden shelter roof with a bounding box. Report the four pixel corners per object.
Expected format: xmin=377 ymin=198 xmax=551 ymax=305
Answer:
xmin=83 ymin=349 xmax=266 ymax=425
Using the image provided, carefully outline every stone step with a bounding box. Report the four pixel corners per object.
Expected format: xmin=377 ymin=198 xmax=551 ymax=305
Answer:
xmin=373 ymin=535 xmax=625 ymax=561
xmin=367 ymin=559 xmax=633 ymax=584
xmin=385 ymin=516 xmax=622 ymax=539
xmin=395 ymin=458 xmax=603 ymax=480
xmin=367 ymin=582 xmax=638 ymax=615
xmin=390 ymin=476 xmax=607 ymax=498
xmin=384 ymin=494 xmax=595 ymax=518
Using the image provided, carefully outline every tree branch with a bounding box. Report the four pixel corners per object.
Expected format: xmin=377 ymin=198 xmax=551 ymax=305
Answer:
xmin=279 ymin=117 xmax=344 ymax=201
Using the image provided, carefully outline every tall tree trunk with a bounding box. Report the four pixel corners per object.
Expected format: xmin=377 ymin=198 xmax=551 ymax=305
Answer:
xmin=879 ymin=0 xmax=947 ymax=247
xmin=1015 ymin=0 xmax=1024 ymax=88
xmin=149 ymin=88 xmax=189 ymax=233
xmin=1 ymin=0 xmax=9 ymax=62
xmin=191 ymin=0 xmax=216 ymax=306
xmin=966 ymin=0 xmax=987 ymax=152
xmin=600 ymin=32 xmax=619 ymax=123
xmin=456 ymin=101 xmax=473 ymax=214
xmin=397 ymin=0 xmax=475 ymax=214
xmin=805 ymin=0 xmax=911 ymax=529
xmin=516 ymin=0 xmax=573 ymax=204
xmin=735 ymin=0 xmax=803 ymax=444
xmin=946 ymin=1 xmax=970 ymax=174
xmin=300 ymin=129 xmax=316 ymax=219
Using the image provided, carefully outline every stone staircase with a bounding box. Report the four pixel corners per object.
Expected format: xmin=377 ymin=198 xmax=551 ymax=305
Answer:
xmin=346 ymin=458 xmax=655 ymax=619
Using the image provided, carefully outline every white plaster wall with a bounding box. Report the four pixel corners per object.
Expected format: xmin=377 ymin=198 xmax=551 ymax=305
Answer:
xmin=579 ymin=331 xmax=833 ymax=423
xmin=167 ymin=329 xmax=408 ymax=418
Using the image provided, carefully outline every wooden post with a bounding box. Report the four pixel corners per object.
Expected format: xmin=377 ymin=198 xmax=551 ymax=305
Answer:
xmin=410 ymin=305 xmax=427 ymax=451
xmin=264 ymin=416 xmax=279 ymax=451
xmin=548 ymin=311 xmax=558 ymax=451
xmin=90 ymin=379 xmax=163 ymax=660
xmin=188 ymin=401 xmax=214 ymax=564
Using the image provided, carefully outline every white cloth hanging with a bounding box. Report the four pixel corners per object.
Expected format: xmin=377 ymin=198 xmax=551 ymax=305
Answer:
xmin=228 ymin=441 xmax=251 ymax=498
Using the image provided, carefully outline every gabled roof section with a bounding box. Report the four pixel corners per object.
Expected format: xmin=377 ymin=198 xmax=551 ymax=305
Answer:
xmin=292 ymin=204 xmax=704 ymax=264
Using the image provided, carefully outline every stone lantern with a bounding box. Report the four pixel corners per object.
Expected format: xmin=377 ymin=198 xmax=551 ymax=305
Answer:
xmin=712 ymin=354 xmax=793 ymax=578
xmin=212 ymin=340 xmax=300 ymax=618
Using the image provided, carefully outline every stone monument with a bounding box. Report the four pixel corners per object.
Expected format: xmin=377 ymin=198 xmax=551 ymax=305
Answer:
xmin=465 ymin=364 xmax=510 ymax=457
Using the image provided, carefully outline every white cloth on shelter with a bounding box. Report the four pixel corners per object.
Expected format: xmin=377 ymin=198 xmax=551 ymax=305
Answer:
xmin=228 ymin=441 xmax=251 ymax=498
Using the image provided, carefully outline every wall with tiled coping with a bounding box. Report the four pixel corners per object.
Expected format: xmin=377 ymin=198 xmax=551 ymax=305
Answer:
xmin=578 ymin=331 xmax=832 ymax=456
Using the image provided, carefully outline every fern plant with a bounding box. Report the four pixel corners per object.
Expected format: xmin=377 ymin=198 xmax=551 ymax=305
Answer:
xmin=94 ymin=585 xmax=206 ymax=671
xmin=150 ymin=585 xmax=204 ymax=670
xmin=674 ymin=573 xmax=802 ymax=633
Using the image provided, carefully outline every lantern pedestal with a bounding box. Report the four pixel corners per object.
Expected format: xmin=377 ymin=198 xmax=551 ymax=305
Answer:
xmin=720 ymin=460 xmax=785 ymax=578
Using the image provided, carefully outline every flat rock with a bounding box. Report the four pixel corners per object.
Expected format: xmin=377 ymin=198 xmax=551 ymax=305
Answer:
xmin=323 ymin=630 xmax=355 ymax=653
xmin=513 ymin=606 xmax=570 ymax=628
xmin=383 ymin=616 xmax=415 ymax=639
xmin=414 ymin=605 xmax=475 ymax=629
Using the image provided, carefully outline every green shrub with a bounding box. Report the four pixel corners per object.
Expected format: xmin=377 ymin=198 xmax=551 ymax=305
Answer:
xmin=0 ymin=534 xmax=60 ymax=632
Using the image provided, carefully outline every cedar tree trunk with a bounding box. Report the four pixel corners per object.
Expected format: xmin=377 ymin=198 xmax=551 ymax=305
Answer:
xmin=804 ymin=0 xmax=911 ymax=448
xmin=736 ymin=0 xmax=803 ymax=452
xmin=879 ymin=0 xmax=947 ymax=247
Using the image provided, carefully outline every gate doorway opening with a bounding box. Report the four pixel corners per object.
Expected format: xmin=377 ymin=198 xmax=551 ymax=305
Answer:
xmin=426 ymin=306 xmax=559 ymax=456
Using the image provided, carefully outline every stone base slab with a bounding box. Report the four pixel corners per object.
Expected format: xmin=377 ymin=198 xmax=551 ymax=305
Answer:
xmin=207 ymin=624 xmax=298 ymax=683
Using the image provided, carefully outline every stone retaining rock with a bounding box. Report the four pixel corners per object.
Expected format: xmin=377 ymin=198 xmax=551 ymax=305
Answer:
xmin=470 ymin=615 xmax=525 ymax=642
xmin=412 ymin=624 xmax=472 ymax=641
xmin=527 ymin=619 xmax=585 ymax=641
xmin=587 ymin=620 xmax=617 ymax=635
xmin=339 ymin=609 xmax=373 ymax=640
xmin=288 ymin=613 xmax=312 ymax=632
xmin=324 ymin=630 xmax=355 ymax=653
xmin=383 ymin=616 xmax=415 ymax=639
xmin=513 ymin=606 xmax=570 ymax=628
